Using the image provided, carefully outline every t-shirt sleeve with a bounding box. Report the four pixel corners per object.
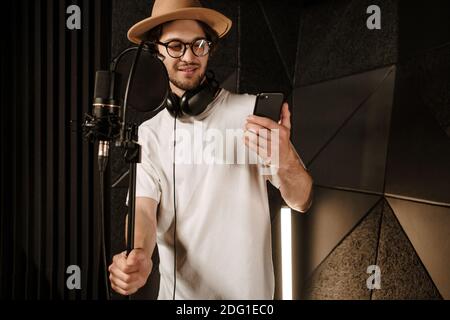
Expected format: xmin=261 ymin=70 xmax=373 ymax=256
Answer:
xmin=126 ymin=125 xmax=162 ymax=205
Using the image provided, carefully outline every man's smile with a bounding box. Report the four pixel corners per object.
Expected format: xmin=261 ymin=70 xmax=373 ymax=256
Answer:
xmin=177 ymin=65 xmax=199 ymax=76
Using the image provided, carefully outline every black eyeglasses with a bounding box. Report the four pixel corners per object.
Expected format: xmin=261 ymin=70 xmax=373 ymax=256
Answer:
xmin=154 ymin=38 xmax=213 ymax=58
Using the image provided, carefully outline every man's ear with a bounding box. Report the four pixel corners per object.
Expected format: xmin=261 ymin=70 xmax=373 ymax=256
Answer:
xmin=156 ymin=52 xmax=166 ymax=61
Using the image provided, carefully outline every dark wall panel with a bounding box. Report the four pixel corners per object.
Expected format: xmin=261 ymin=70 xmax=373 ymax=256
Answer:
xmin=308 ymin=68 xmax=395 ymax=193
xmin=296 ymin=0 xmax=398 ymax=86
xmin=384 ymin=46 xmax=450 ymax=205
xmin=293 ymin=0 xmax=450 ymax=300
xmin=399 ymin=1 xmax=450 ymax=61
xmin=292 ymin=66 xmax=392 ymax=164
xmin=201 ymin=0 xmax=239 ymax=89
xmin=239 ymin=1 xmax=294 ymax=96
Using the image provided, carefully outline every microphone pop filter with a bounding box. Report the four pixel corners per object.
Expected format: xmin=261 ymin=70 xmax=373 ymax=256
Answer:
xmin=114 ymin=46 xmax=169 ymax=113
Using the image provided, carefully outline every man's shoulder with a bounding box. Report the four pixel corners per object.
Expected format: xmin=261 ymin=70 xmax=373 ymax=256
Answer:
xmin=138 ymin=108 xmax=169 ymax=133
xmin=221 ymin=89 xmax=256 ymax=105
xmin=219 ymin=89 xmax=256 ymax=114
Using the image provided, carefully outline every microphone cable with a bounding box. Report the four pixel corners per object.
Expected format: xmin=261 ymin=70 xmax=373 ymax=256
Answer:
xmin=172 ymin=113 xmax=178 ymax=300
xmin=99 ymin=165 xmax=111 ymax=300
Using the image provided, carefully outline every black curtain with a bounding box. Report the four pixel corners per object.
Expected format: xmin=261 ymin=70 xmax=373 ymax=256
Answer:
xmin=0 ymin=0 xmax=112 ymax=299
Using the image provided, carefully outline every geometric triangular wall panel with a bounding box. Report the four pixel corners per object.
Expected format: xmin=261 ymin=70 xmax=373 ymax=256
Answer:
xmin=308 ymin=67 xmax=395 ymax=193
xmin=387 ymin=197 xmax=450 ymax=299
xmin=303 ymin=200 xmax=383 ymax=300
xmin=384 ymin=63 xmax=450 ymax=205
xmin=372 ymin=203 xmax=442 ymax=299
xmin=239 ymin=1 xmax=292 ymax=95
xmin=299 ymin=186 xmax=381 ymax=278
xmin=290 ymin=44 xmax=450 ymax=297
xmin=295 ymin=0 xmax=398 ymax=86
xmin=292 ymin=66 xmax=394 ymax=166
xmin=258 ymin=0 xmax=302 ymax=82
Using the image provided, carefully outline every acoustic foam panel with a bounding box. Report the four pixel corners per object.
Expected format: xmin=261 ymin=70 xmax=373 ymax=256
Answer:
xmin=387 ymin=197 xmax=450 ymax=299
xmin=298 ymin=186 xmax=381 ymax=278
xmin=372 ymin=203 xmax=442 ymax=299
xmin=303 ymin=200 xmax=382 ymax=300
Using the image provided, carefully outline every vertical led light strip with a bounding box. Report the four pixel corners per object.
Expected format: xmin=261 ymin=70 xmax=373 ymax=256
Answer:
xmin=281 ymin=207 xmax=293 ymax=300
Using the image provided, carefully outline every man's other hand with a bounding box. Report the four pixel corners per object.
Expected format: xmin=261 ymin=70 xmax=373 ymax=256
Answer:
xmin=108 ymin=248 xmax=152 ymax=296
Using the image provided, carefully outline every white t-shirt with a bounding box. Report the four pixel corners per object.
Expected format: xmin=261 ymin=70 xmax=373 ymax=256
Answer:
xmin=135 ymin=88 xmax=280 ymax=299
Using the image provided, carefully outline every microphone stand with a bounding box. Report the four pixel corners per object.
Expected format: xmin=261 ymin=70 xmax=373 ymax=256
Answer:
xmin=118 ymin=41 xmax=146 ymax=258
xmin=84 ymin=41 xmax=147 ymax=300
xmin=121 ymin=123 xmax=140 ymax=255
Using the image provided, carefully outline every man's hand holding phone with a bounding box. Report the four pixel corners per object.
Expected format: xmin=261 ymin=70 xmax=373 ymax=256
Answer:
xmin=244 ymin=93 xmax=296 ymax=170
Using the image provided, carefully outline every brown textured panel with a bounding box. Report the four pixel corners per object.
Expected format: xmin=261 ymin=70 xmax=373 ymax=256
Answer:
xmin=300 ymin=187 xmax=381 ymax=278
xmin=372 ymin=203 xmax=442 ymax=300
xmin=303 ymin=200 xmax=383 ymax=300
xmin=387 ymin=197 xmax=450 ymax=299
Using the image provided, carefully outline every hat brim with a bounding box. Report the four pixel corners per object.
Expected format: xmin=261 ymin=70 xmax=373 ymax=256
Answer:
xmin=127 ymin=8 xmax=232 ymax=44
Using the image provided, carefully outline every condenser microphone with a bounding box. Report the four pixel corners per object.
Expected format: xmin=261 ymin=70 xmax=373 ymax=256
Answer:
xmin=84 ymin=46 xmax=170 ymax=173
xmin=90 ymin=70 xmax=122 ymax=172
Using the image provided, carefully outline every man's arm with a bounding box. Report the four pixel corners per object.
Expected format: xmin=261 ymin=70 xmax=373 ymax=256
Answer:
xmin=109 ymin=197 xmax=158 ymax=296
xmin=245 ymin=102 xmax=313 ymax=213
xmin=276 ymin=144 xmax=313 ymax=213
xmin=127 ymin=197 xmax=158 ymax=254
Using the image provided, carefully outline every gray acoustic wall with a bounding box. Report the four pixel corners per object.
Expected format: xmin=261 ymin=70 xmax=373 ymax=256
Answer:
xmin=109 ymin=0 xmax=450 ymax=300
xmin=294 ymin=0 xmax=450 ymax=300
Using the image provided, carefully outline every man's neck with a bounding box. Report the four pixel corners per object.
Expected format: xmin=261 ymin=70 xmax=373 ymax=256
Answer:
xmin=170 ymin=77 xmax=207 ymax=97
xmin=170 ymin=84 xmax=185 ymax=98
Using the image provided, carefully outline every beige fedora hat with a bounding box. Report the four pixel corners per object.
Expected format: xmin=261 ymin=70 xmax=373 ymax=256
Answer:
xmin=127 ymin=0 xmax=232 ymax=44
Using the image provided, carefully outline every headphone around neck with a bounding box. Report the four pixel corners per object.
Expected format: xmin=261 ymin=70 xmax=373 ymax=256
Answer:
xmin=166 ymin=71 xmax=220 ymax=118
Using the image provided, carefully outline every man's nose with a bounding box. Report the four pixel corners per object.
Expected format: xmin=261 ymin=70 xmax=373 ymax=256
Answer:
xmin=180 ymin=45 xmax=196 ymax=62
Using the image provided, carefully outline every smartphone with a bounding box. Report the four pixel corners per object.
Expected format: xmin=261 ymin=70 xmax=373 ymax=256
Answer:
xmin=253 ymin=92 xmax=284 ymax=122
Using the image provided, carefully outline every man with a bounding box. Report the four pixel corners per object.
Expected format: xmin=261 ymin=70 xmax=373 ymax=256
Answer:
xmin=108 ymin=0 xmax=313 ymax=299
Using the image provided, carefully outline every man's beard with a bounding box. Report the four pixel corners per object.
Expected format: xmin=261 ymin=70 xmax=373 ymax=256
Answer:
xmin=169 ymin=63 xmax=205 ymax=92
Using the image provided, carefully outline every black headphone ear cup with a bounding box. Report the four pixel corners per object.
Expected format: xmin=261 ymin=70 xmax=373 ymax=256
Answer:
xmin=179 ymin=91 xmax=194 ymax=116
xmin=185 ymin=83 xmax=218 ymax=116
xmin=166 ymin=92 xmax=180 ymax=117
xmin=166 ymin=72 xmax=220 ymax=118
